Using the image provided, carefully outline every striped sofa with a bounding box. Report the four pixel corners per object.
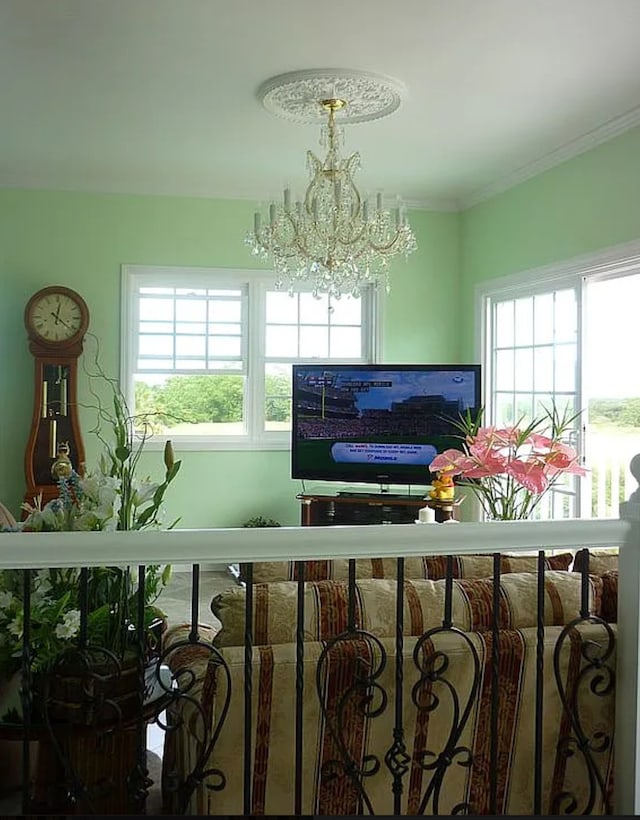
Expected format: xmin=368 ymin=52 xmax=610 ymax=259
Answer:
xmin=161 ymin=557 xmax=617 ymax=815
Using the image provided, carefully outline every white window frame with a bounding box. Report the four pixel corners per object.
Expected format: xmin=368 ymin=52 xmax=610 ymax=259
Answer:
xmin=121 ymin=265 xmax=381 ymax=451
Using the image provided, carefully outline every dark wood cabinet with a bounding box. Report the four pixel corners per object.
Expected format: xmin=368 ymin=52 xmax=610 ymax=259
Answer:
xmin=297 ymin=492 xmax=457 ymax=526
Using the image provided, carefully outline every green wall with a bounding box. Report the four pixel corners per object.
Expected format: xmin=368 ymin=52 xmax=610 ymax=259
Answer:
xmin=4 ymin=123 xmax=637 ymax=527
xmin=459 ymin=124 xmax=640 ymax=357
xmin=0 ymin=191 xmax=460 ymax=526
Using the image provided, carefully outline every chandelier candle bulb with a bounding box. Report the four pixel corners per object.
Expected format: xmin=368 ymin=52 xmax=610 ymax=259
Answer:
xmin=284 ymin=187 xmax=291 ymax=210
xmin=362 ymin=200 xmax=369 ymax=222
xmin=269 ymin=203 xmax=276 ymax=226
xmin=254 ymin=211 xmax=261 ymax=234
xmin=376 ymin=192 xmax=383 ymax=211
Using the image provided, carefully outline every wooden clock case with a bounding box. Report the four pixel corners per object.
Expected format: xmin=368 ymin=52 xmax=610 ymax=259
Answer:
xmin=23 ymin=286 xmax=90 ymax=506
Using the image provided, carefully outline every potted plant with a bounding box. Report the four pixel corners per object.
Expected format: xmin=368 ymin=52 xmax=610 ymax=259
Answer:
xmin=429 ymin=404 xmax=587 ymax=520
xmin=0 ymin=371 xmax=181 ymax=723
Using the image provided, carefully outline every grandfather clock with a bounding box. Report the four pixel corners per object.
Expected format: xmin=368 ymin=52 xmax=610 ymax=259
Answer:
xmin=23 ymin=286 xmax=90 ymax=506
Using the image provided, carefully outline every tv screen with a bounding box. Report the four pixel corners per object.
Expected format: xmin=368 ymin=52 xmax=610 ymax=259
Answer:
xmin=291 ymin=363 xmax=481 ymax=488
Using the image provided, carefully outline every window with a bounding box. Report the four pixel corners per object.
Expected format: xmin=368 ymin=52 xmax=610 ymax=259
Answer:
xmin=476 ymin=238 xmax=640 ymax=519
xmin=483 ymin=284 xmax=581 ymax=519
xmin=121 ymin=266 xmax=377 ymax=449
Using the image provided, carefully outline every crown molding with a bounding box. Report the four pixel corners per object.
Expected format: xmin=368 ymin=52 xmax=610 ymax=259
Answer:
xmin=460 ymin=103 xmax=640 ymax=210
xmin=403 ymin=196 xmax=460 ymax=212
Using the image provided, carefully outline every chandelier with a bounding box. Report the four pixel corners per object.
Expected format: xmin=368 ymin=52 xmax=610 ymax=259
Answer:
xmin=245 ymin=70 xmax=418 ymax=298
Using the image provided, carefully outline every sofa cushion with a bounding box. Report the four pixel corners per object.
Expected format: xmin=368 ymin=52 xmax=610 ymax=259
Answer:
xmin=572 ymin=548 xmax=618 ymax=575
xmin=166 ymin=622 xmax=616 ymax=816
xmin=244 ymin=552 xmax=574 ymax=584
xmin=212 ymin=570 xmax=603 ymax=647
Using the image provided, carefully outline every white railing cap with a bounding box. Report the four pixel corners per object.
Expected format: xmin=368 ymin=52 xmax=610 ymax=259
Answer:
xmin=0 ymin=518 xmax=627 ymax=570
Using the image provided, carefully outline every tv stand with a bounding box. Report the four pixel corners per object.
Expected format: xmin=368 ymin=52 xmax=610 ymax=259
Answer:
xmin=297 ymin=492 xmax=458 ymax=526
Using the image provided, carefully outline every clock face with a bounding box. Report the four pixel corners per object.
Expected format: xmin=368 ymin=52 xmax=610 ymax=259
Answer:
xmin=28 ymin=291 xmax=84 ymax=343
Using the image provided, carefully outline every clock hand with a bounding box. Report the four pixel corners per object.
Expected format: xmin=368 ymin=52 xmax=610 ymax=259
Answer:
xmin=52 ymin=299 xmax=62 ymax=324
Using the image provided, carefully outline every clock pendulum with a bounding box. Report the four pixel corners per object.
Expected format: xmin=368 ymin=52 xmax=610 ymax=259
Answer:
xmin=23 ymin=286 xmax=90 ymax=506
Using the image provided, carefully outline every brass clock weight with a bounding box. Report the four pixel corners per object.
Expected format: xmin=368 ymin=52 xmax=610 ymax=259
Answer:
xmin=23 ymin=286 xmax=90 ymax=506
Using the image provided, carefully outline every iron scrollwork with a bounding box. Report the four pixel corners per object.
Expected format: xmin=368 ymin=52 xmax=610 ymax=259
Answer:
xmin=315 ymin=628 xmax=388 ymax=815
xmin=552 ymin=614 xmax=616 ymax=815
xmin=411 ymin=624 xmax=481 ymax=816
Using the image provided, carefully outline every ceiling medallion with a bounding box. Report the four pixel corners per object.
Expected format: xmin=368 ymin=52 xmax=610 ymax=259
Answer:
xmin=257 ymin=68 xmax=407 ymax=124
xmin=245 ymin=69 xmax=416 ymax=298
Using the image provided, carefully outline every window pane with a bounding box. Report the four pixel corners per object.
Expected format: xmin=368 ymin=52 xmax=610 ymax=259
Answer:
xmin=514 ymin=297 xmax=533 ymax=346
xmin=554 ymin=290 xmax=577 ymax=343
xmin=329 ymin=326 xmax=361 ymax=357
xmin=495 ymin=349 xmax=514 ymax=390
xmin=267 ymin=291 xmax=298 ymax=323
xmin=300 ymin=326 xmax=329 ymax=358
xmin=139 ymin=336 xmax=173 ymax=356
xmin=495 ymin=393 xmax=515 ymax=426
xmin=329 ymin=297 xmax=361 ymax=326
xmin=265 ymin=363 xmax=292 ymax=431
xmin=533 ymin=346 xmax=554 ymax=392
xmin=176 ymin=322 xmax=206 ymax=334
xmin=266 ymin=325 xmax=298 ymax=357
xmin=534 ymin=293 xmax=554 ymax=344
xmin=555 ymin=343 xmax=576 ymax=392
xmin=515 ymin=393 xmax=534 ymax=422
xmin=210 ymin=336 xmax=241 ymax=357
xmin=210 ymin=301 xmax=241 ymax=322
xmin=495 ymin=301 xmax=514 ymax=347
xmin=176 ymin=336 xmax=205 ymax=357
xmin=134 ymin=373 xmax=245 ymax=436
xmin=514 ymin=348 xmax=533 ymax=391
xmin=300 ymin=292 xmax=329 ymax=324
xmin=140 ymin=298 xmax=174 ymax=321
xmin=176 ymin=299 xmax=207 ymax=322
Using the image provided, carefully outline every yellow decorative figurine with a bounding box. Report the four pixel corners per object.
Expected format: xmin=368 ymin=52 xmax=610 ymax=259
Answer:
xmin=429 ymin=469 xmax=455 ymax=501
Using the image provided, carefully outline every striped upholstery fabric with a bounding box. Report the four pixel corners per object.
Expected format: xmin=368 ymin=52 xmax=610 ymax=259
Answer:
xmin=600 ymin=570 xmax=618 ymax=623
xmin=165 ymin=622 xmax=616 ymax=815
xmin=573 ymin=548 xmax=619 ymax=575
xmin=244 ymin=552 xmax=574 ymax=584
xmin=211 ymin=571 xmax=603 ymax=648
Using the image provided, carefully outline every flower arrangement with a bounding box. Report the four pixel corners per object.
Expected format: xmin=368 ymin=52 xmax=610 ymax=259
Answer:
xmin=0 ymin=362 xmax=181 ymax=678
xmin=429 ymin=405 xmax=587 ymax=520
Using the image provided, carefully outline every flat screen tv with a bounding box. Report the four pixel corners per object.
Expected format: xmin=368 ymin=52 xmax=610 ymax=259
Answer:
xmin=291 ymin=363 xmax=481 ymax=489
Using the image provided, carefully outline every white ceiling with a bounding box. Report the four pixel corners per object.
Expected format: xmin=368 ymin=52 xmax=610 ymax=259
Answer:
xmin=2 ymin=0 xmax=640 ymax=210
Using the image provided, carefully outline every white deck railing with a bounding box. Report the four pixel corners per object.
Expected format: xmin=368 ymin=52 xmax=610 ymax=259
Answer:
xmin=1 ymin=454 xmax=639 ymax=814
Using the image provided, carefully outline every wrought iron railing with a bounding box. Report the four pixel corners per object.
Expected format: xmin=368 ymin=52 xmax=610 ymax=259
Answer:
xmin=0 ymin=457 xmax=638 ymax=815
